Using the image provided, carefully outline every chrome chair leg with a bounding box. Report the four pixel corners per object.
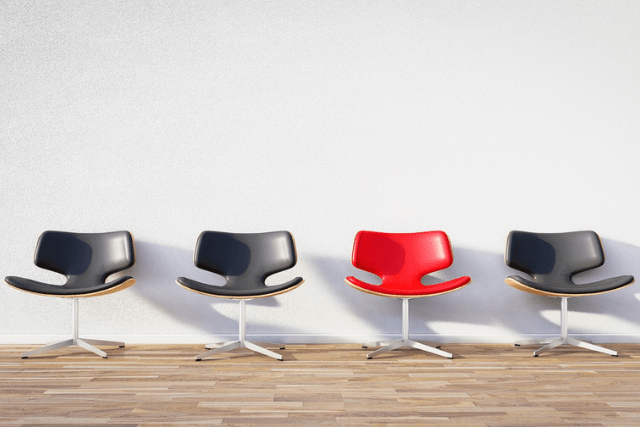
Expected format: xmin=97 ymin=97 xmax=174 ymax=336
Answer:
xmin=363 ymin=340 xmax=441 ymax=349
xmin=197 ymin=340 xmax=284 ymax=361
xmin=408 ymin=340 xmax=452 ymax=359
xmin=362 ymin=340 xmax=393 ymax=349
xmin=205 ymin=341 xmax=235 ymax=350
xmin=533 ymin=338 xmax=564 ymax=356
xmin=414 ymin=340 xmax=442 ymax=349
xmin=22 ymin=299 xmax=122 ymax=359
xmin=206 ymin=340 xmax=284 ymax=350
xmin=196 ymin=341 xmax=242 ymax=361
xmin=21 ymin=339 xmax=74 ymax=359
xmin=76 ymin=339 xmax=108 ymax=358
xmin=244 ymin=341 xmax=283 ymax=360
xmin=251 ymin=341 xmax=286 ymax=350
xmin=515 ymin=338 xmax=550 ymax=346
xmin=566 ymin=337 xmax=617 ymax=356
xmin=83 ymin=338 xmax=125 ymax=348
xmin=197 ymin=300 xmax=284 ymax=361
xmin=521 ymin=298 xmax=618 ymax=357
xmin=367 ymin=340 xmax=405 ymax=359
xmin=365 ymin=299 xmax=451 ymax=359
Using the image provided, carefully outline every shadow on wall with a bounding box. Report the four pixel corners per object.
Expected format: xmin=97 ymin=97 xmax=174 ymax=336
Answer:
xmin=308 ymin=248 xmax=520 ymax=339
xmin=126 ymin=240 xmax=301 ymax=335
xmin=127 ymin=240 xmax=234 ymax=332
xmin=121 ymin=238 xmax=640 ymax=341
xmin=567 ymin=239 xmax=640 ymax=333
xmin=308 ymin=239 xmax=640 ymax=340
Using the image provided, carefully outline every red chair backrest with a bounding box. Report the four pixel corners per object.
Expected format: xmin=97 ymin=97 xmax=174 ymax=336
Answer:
xmin=351 ymin=231 xmax=454 ymax=289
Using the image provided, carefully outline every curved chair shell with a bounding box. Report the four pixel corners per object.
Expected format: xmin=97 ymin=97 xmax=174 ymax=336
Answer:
xmin=345 ymin=230 xmax=471 ymax=298
xmin=4 ymin=230 xmax=136 ymax=358
xmin=345 ymin=230 xmax=471 ymax=359
xmin=176 ymin=230 xmax=304 ymax=361
xmin=5 ymin=231 xmax=136 ymax=297
xmin=505 ymin=230 xmax=634 ymax=297
xmin=504 ymin=230 xmax=635 ymax=357
xmin=4 ymin=276 xmax=135 ymax=298
xmin=505 ymin=275 xmax=634 ymax=297
xmin=176 ymin=231 xmax=303 ymax=299
xmin=177 ymin=276 xmax=303 ymax=299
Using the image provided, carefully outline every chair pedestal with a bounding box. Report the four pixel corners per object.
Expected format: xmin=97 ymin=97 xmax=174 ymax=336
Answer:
xmin=364 ymin=298 xmax=452 ymax=359
xmin=516 ymin=297 xmax=617 ymax=357
xmin=196 ymin=300 xmax=284 ymax=361
xmin=21 ymin=299 xmax=124 ymax=359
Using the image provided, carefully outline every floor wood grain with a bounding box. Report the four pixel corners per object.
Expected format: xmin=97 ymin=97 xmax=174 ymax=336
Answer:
xmin=1 ymin=343 xmax=640 ymax=426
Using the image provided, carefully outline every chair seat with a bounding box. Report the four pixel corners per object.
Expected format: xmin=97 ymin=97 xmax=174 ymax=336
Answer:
xmin=506 ymin=274 xmax=635 ymax=297
xmin=176 ymin=276 xmax=304 ymax=299
xmin=345 ymin=275 xmax=471 ymax=298
xmin=5 ymin=276 xmax=136 ymax=297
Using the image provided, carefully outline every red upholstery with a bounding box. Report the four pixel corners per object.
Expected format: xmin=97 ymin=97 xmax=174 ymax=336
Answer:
xmin=345 ymin=231 xmax=471 ymax=297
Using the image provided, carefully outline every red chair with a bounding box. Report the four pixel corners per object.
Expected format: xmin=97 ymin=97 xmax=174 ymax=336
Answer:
xmin=345 ymin=230 xmax=471 ymax=359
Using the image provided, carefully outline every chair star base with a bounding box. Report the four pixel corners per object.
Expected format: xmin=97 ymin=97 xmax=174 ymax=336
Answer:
xmin=363 ymin=340 xmax=441 ymax=349
xmin=515 ymin=297 xmax=618 ymax=357
xmin=205 ymin=341 xmax=285 ymax=350
xmin=196 ymin=300 xmax=285 ymax=362
xmin=363 ymin=298 xmax=453 ymax=360
xmin=21 ymin=299 xmax=124 ymax=359
xmin=197 ymin=340 xmax=283 ymax=361
xmin=365 ymin=338 xmax=452 ymax=359
xmin=535 ymin=337 xmax=616 ymax=357
xmin=22 ymin=337 xmax=124 ymax=359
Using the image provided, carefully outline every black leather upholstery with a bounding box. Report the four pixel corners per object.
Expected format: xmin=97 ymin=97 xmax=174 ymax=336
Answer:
xmin=177 ymin=231 xmax=303 ymax=298
xmin=505 ymin=230 xmax=634 ymax=295
xmin=5 ymin=231 xmax=135 ymax=296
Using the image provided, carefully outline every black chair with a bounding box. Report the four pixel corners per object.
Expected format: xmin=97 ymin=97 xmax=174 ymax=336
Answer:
xmin=5 ymin=231 xmax=136 ymax=358
xmin=176 ymin=231 xmax=304 ymax=361
xmin=505 ymin=230 xmax=634 ymax=356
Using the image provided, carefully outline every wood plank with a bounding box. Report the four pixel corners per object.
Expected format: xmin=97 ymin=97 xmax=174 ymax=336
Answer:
xmin=1 ymin=344 xmax=640 ymax=425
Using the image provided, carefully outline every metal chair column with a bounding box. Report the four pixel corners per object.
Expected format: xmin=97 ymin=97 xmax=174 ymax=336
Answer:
xmin=21 ymin=298 xmax=123 ymax=359
xmin=366 ymin=298 xmax=452 ymax=359
xmin=533 ymin=297 xmax=617 ymax=357
xmin=196 ymin=300 xmax=284 ymax=361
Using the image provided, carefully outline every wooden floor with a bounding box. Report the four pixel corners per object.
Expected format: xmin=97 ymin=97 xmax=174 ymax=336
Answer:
xmin=1 ymin=343 xmax=640 ymax=426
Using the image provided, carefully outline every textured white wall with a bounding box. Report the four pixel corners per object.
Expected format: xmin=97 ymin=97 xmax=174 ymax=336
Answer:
xmin=1 ymin=1 xmax=640 ymax=345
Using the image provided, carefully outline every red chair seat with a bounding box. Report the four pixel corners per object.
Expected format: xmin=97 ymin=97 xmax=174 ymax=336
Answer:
xmin=345 ymin=275 xmax=471 ymax=297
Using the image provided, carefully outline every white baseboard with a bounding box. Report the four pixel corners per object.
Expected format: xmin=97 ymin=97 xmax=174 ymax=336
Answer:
xmin=2 ymin=333 xmax=640 ymax=345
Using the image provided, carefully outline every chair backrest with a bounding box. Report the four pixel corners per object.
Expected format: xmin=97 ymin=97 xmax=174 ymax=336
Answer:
xmin=34 ymin=231 xmax=135 ymax=286
xmin=505 ymin=230 xmax=604 ymax=284
xmin=351 ymin=231 xmax=454 ymax=289
xmin=194 ymin=231 xmax=297 ymax=290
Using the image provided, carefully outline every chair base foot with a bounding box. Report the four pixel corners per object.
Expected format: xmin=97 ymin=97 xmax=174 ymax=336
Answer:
xmin=21 ymin=337 xmax=123 ymax=359
xmin=205 ymin=341 xmax=285 ymax=351
xmin=365 ymin=338 xmax=452 ymax=359
xmin=515 ymin=339 xmax=550 ymax=347
xmin=196 ymin=340 xmax=283 ymax=361
xmin=516 ymin=336 xmax=618 ymax=357
xmin=363 ymin=340 xmax=441 ymax=350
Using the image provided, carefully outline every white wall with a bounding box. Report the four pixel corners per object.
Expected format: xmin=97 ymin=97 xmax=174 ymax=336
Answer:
xmin=2 ymin=1 xmax=640 ymax=345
